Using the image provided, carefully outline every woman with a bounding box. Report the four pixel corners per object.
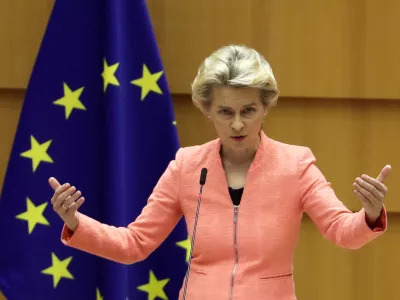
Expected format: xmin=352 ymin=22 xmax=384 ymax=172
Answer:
xmin=49 ymin=44 xmax=391 ymax=299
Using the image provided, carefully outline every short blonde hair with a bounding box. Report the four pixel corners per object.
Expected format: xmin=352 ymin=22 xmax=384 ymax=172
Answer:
xmin=191 ymin=44 xmax=279 ymax=109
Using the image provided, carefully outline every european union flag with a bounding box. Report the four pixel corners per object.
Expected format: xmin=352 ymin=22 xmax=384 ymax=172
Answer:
xmin=0 ymin=0 xmax=189 ymax=299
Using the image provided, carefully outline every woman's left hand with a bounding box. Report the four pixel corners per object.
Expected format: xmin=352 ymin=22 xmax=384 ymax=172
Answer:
xmin=353 ymin=165 xmax=392 ymax=226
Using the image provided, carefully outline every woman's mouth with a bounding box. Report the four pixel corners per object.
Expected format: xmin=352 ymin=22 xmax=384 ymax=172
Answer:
xmin=230 ymin=136 xmax=246 ymax=142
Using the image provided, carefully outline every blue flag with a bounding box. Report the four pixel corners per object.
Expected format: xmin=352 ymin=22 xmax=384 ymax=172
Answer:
xmin=0 ymin=0 xmax=189 ymax=299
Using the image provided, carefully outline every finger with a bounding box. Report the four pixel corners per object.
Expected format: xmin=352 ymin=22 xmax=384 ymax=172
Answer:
xmin=377 ymin=165 xmax=392 ymax=183
xmin=51 ymin=183 xmax=70 ymax=205
xmin=48 ymin=177 xmax=61 ymax=191
xmin=354 ymin=189 xmax=374 ymax=210
xmin=361 ymin=174 xmax=388 ymax=194
xmin=353 ymin=182 xmax=383 ymax=207
xmin=54 ymin=186 xmax=76 ymax=210
xmin=58 ymin=191 xmax=80 ymax=214
xmin=355 ymin=177 xmax=384 ymax=200
xmin=58 ymin=202 xmax=70 ymax=214
xmin=63 ymin=190 xmax=82 ymax=208
xmin=68 ymin=197 xmax=85 ymax=214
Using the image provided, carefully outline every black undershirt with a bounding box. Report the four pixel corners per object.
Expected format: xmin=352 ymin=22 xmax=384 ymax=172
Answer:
xmin=228 ymin=187 xmax=244 ymax=206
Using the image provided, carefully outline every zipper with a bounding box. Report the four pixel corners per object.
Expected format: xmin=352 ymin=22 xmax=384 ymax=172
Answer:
xmin=230 ymin=205 xmax=239 ymax=300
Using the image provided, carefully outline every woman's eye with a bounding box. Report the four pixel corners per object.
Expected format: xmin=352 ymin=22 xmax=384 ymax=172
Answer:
xmin=243 ymin=107 xmax=255 ymax=114
xmin=219 ymin=109 xmax=232 ymax=115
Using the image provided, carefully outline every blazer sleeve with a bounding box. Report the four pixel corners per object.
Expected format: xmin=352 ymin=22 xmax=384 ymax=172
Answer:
xmin=60 ymin=148 xmax=185 ymax=264
xmin=298 ymin=147 xmax=387 ymax=250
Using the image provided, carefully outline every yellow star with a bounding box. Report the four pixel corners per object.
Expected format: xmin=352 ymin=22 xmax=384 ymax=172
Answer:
xmin=16 ymin=197 xmax=50 ymax=234
xmin=131 ymin=64 xmax=163 ymax=101
xmin=96 ymin=288 xmax=103 ymax=300
xmin=101 ymin=58 xmax=120 ymax=92
xmin=176 ymin=237 xmax=191 ymax=262
xmin=20 ymin=135 xmax=54 ymax=172
xmin=41 ymin=253 xmax=74 ymax=288
xmin=137 ymin=270 xmax=170 ymax=300
xmin=53 ymin=83 xmax=86 ymax=119
xmin=172 ymin=120 xmax=177 ymax=126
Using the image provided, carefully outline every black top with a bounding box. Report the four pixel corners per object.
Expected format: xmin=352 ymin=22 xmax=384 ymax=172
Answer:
xmin=228 ymin=187 xmax=244 ymax=206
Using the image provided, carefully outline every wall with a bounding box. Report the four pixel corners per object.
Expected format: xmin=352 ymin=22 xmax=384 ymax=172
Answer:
xmin=1 ymin=1 xmax=399 ymax=299
xmin=147 ymin=0 xmax=400 ymax=100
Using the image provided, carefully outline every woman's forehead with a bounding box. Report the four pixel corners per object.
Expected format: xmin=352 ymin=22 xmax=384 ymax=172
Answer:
xmin=210 ymin=86 xmax=261 ymax=106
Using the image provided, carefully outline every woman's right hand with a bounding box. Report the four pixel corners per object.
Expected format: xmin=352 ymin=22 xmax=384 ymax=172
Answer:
xmin=49 ymin=177 xmax=85 ymax=232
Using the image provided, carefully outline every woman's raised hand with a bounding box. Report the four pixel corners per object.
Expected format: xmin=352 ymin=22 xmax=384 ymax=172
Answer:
xmin=48 ymin=177 xmax=85 ymax=231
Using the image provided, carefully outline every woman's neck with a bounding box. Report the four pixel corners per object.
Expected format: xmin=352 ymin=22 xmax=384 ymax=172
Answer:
xmin=220 ymin=141 xmax=260 ymax=167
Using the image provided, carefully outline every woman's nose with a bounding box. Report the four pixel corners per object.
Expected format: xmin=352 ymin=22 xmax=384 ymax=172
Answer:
xmin=231 ymin=117 xmax=244 ymax=131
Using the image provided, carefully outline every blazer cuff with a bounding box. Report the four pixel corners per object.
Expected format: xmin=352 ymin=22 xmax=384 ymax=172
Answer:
xmin=60 ymin=212 xmax=91 ymax=246
xmin=365 ymin=206 xmax=387 ymax=232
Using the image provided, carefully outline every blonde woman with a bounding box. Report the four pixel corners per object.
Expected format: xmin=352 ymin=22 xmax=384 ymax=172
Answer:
xmin=49 ymin=45 xmax=391 ymax=300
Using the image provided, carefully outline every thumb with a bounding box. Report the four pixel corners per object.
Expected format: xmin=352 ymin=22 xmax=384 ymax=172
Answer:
xmin=377 ymin=165 xmax=392 ymax=183
xmin=48 ymin=177 xmax=61 ymax=191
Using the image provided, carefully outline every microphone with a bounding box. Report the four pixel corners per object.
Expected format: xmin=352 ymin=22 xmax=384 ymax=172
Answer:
xmin=182 ymin=167 xmax=208 ymax=300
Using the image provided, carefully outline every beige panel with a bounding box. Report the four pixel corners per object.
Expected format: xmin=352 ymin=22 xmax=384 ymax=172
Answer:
xmin=152 ymin=0 xmax=255 ymax=94
xmin=251 ymin=0 xmax=355 ymax=99
xmin=364 ymin=1 xmax=400 ymax=99
xmin=147 ymin=0 xmax=400 ymax=99
xmin=0 ymin=0 xmax=54 ymax=89
xmin=0 ymin=0 xmax=11 ymax=88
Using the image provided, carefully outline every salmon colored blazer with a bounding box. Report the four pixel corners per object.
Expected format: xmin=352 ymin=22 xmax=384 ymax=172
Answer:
xmin=61 ymin=131 xmax=387 ymax=300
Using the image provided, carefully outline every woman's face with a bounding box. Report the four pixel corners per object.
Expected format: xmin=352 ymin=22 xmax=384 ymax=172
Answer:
xmin=207 ymin=86 xmax=267 ymax=154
